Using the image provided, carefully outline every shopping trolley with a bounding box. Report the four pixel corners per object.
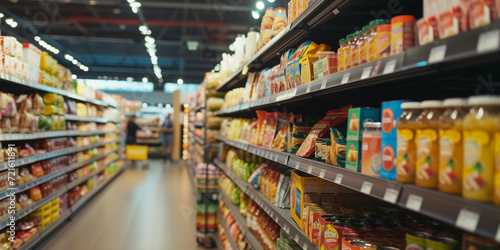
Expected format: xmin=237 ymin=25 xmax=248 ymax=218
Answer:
xmin=126 ymin=145 xmax=150 ymax=169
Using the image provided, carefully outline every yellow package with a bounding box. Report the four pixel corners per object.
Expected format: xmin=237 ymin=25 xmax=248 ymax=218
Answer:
xmin=40 ymin=52 xmax=52 ymax=72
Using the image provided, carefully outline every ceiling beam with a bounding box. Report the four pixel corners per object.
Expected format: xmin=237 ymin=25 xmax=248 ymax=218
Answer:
xmin=67 ymin=16 xmax=230 ymax=28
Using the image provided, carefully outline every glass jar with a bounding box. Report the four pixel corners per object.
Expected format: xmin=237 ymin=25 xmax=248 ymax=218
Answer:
xmin=415 ymin=100 xmax=444 ymax=189
xmin=397 ymin=102 xmax=422 ymax=183
xmin=376 ymin=24 xmax=391 ymax=58
xmin=345 ymin=34 xmax=354 ymax=69
xmin=359 ymin=25 xmax=370 ymax=65
xmin=438 ymin=98 xmax=468 ymax=194
xmin=338 ymin=38 xmax=347 ymax=71
xmin=361 ymin=122 xmax=382 ymax=176
xmin=463 ymin=96 xmax=500 ymax=202
xmin=351 ymin=30 xmax=362 ymax=68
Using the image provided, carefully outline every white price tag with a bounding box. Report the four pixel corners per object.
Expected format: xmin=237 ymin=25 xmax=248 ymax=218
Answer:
xmin=319 ymin=169 xmax=326 ymax=178
xmin=383 ymin=60 xmax=397 ymax=74
xmin=294 ymin=234 xmax=300 ymax=242
xmin=271 ymin=212 xmax=274 ymax=218
xmin=334 ymin=174 xmax=343 ymax=184
xmin=295 ymin=161 xmax=300 ymax=169
xmin=477 ymin=29 xmax=500 ymax=53
xmin=428 ymin=44 xmax=447 ymax=63
xmin=361 ymin=66 xmax=373 ymax=79
xmin=360 ymin=181 xmax=373 ymax=195
xmin=406 ymin=194 xmax=423 ymax=212
xmin=306 ymin=84 xmax=312 ymax=93
xmin=495 ymin=224 xmax=500 ymax=242
xmin=285 ymin=226 xmax=290 ymax=234
xmin=456 ymin=209 xmax=480 ymax=232
xmin=383 ymin=188 xmax=399 ymax=204
xmin=321 ymin=79 xmax=327 ymax=89
xmin=341 ymin=73 xmax=350 ymax=84
xmin=274 ymin=154 xmax=279 ymax=162
xmin=307 ymin=165 xmax=312 ymax=174
xmin=292 ymin=88 xmax=297 ymax=96
xmin=303 ymin=243 xmax=309 ymax=250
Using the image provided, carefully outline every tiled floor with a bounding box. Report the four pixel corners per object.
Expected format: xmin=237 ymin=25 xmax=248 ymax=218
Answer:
xmin=39 ymin=160 xmax=206 ymax=250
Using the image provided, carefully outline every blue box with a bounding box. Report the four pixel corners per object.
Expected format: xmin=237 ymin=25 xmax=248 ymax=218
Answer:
xmin=381 ymin=101 xmax=406 ymax=139
xmin=381 ymin=137 xmax=397 ymax=180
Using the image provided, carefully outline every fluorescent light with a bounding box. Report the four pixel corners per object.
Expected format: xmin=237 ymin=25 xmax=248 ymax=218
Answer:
xmin=34 ymin=36 xmax=41 ymax=41
xmin=0 ymin=13 xmax=4 ymax=18
xmin=251 ymin=10 xmax=260 ymax=19
xmin=157 ymin=103 xmax=163 ymax=108
xmin=5 ymin=18 xmax=13 ymax=25
xmin=177 ymin=78 xmax=183 ymax=85
xmin=142 ymin=77 xmax=148 ymax=82
xmin=126 ymin=77 xmax=134 ymax=82
xmin=129 ymin=2 xmax=141 ymax=7
xmin=142 ymin=103 xmax=148 ymax=108
xmin=127 ymin=0 xmax=135 ymax=2
xmin=229 ymin=43 xmax=235 ymax=51
xmin=256 ymin=1 xmax=265 ymax=10
xmin=11 ymin=22 xmax=18 ymax=28
xmin=72 ymin=59 xmax=78 ymax=65
xmin=72 ymin=74 xmax=77 ymax=79
xmin=166 ymin=104 xmax=171 ymax=108
xmin=267 ymin=0 xmax=275 ymax=2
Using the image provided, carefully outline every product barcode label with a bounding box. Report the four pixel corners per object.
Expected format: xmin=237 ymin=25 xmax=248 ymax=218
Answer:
xmin=383 ymin=60 xmax=397 ymax=74
xmin=456 ymin=209 xmax=480 ymax=232
xmin=295 ymin=162 xmax=300 ymax=169
xmin=383 ymin=188 xmax=399 ymax=204
xmin=341 ymin=73 xmax=350 ymax=84
xmin=321 ymin=79 xmax=327 ymax=89
xmin=361 ymin=66 xmax=373 ymax=79
xmin=334 ymin=174 xmax=343 ymax=184
xmin=477 ymin=29 xmax=500 ymax=53
xmin=360 ymin=181 xmax=373 ymax=194
xmin=319 ymin=169 xmax=326 ymax=178
xmin=307 ymin=165 xmax=312 ymax=174
xmin=406 ymin=194 xmax=423 ymax=212
xmin=428 ymin=44 xmax=447 ymax=63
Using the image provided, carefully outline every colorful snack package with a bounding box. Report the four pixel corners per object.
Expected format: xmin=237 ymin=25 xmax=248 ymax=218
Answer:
xmin=272 ymin=117 xmax=289 ymax=152
xmin=256 ymin=70 xmax=268 ymax=99
xmin=263 ymin=112 xmax=279 ymax=148
xmin=256 ymin=110 xmax=267 ymax=146
xmin=248 ymin=163 xmax=268 ymax=189
xmin=296 ymin=107 xmax=350 ymax=157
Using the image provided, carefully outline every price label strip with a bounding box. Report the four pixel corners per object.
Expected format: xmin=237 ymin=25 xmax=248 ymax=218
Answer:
xmin=456 ymin=209 xmax=480 ymax=232
xmin=477 ymin=29 xmax=500 ymax=53
xmin=341 ymin=73 xmax=350 ymax=84
xmin=335 ymin=174 xmax=343 ymax=184
xmin=428 ymin=44 xmax=447 ymax=63
xmin=319 ymin=169 xmax=326 ymax=178
xmin=306 ymin=84 xmax=312 ymax=93
xmin=321 ymin=79 xmax=327 ymax=89
xmin=383 ymin=60 xmax=397 ymax=74
xmin=406 ymin=194 xmax=423 ymax=212
xmin=383 ymin=188 xmax=399 ymax=204
xmin=294 ymin=234 xmax=300 ymax=243
xmin=295 ymin=161 xmax=300 ymax=169
xmin=307 ymin=165 xmax=313 ymax=174
xmin=361 ymin=66 xmax=373 ymax=79
xmin=360 ymin=181 xmax=373 ymax=195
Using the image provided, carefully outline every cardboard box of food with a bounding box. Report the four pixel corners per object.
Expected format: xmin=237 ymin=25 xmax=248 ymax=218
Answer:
xmin=346 ymin=107 xmax=380 ymax=141
xmin=290 ymin=171 xmax=321 ymax=227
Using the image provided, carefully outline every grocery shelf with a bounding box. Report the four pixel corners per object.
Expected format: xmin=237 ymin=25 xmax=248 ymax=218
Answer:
xmin=217 ymin=136 xmax=500 ymax=242
xmin=214 ymin=158 xmax=318 ymax=250
xmin=193 ymin=105 xmax=205 ymax=112
xmin=17 ymin=209 xmax=72 ymax=250
xmin=193 ymin=122 xmax=204 ymax=127
xmin=216 ymin=22 xmax=500 ymax=116
xmin=64 ymin=114 xmax=120 ymax=123
xmin=194 ymin=135 xmax=205 ymax=146
xmin=215 ymin=234 xmax=224 ymax=250
xmin=216 ymin=211 xmax=239 ymax=250
xmin=0 ymin=129 xmax=122 ymax=141
xmin=219 ymin=190 xmax=263 ymax=250
xmin=0 ymin=72 xmax=112 ymax=108
xmin=16 ymin=166 xmax=125 ymax=250
xmin=65 ymin=156 xmax=121 ymax=191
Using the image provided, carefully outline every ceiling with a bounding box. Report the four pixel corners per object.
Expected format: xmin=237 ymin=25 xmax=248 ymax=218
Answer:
xmin=0 ymin=0 xmax=284 ymax=88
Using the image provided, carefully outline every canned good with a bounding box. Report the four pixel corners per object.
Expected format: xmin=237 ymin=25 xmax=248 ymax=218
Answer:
xmin=343 ymin=239 xmax=377 ymax=250
xmin=462 ymin=233 xmax=500 ymax=250
xmin=406 ymin=231 xmax=432 ymax=250
xmin=426 ymin=236 xmax=457 ymax=250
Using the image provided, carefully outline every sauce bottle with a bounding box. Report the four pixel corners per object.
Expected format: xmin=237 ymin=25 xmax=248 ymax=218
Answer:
xmin=359 ymin=25 xmax=370 ymax=65
xmin=397 ymin=102 xmax=422 ymax=183
xmin=438 ymin=98 xmax=467 ymax=194
xmin=496 ymin=112 xmax=500 ymax=205
xmin=345 ymin=34 xmax=354 ymax=69
xmin=376 ymin=24 xmax=392 ymax=59
xmin=415 ymin=100 xmax=444 ymax=189
xmin=367 ymin=20 xmax=386 ymax=62
xmin=463 ymin=96 xmax=500 ymax=202
xmin=337 ymin=38 xmax=347 ymax=71
xmin=351 ymin=31 xmax=362 ymax=68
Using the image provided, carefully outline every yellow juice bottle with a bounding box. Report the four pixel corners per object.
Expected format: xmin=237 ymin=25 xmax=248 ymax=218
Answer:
xmin=337 ymin=38 xmax=347 ymax=71
xmin=397 ymin=102 xmax=422 ymax=184
xmin=345 ymin=34 xmax=354 ymax=69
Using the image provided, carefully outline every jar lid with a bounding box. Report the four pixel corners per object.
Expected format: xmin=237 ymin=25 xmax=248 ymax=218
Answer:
xmin=266 ymin=7 xmax=275 ymax=11
xmin=420 ymin=100 xmax=442 ymax=108
xmin=362 ymin=25 xmax=370 ymax=31
xmin=468 ymin=95 xmax=500 ymax=106
xmin=354 ymin=30 xmax=362 ymax=35
xmin=401 ymin=102 xmax=421 ymax=109
xmin=364 ymin=122 xmax=381 ymax=128
xmin=347 ymin=34 xmax=354 ymax=39
xmin=377 ymin=24 xmax=391 ymax=32
xmin=443 ymin=98 xmax=467 ymax=107
xmin=391 ymin=15 xmax=415 ymax=24
xmin=339 ymin=38 xmax=346 ymax=44
xmin=378 ymin=19 xmax=390 ymax=24
xmin=369 ymin=20 xmax=378 ymax=26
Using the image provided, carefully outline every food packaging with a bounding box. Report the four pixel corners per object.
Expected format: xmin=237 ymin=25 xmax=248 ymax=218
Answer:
xmin=390 ymin=15 xmax=416 ymax=54
xmin=469 ymin=0 xmax=497 ymax=29
xmin=272 ymin=7 xmax=287 ymax=37
xmin=346 ymin=140 xmax=363 ymax=172
xmin=290 ymin=171 xmax=321 ymax=227
xmin=346 ymin=108 xmax=380 ymax=141
xmin=381 ymin=137 xmax=397 ymax=180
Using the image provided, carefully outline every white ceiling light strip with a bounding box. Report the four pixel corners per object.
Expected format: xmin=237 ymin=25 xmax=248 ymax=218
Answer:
xmin=129 ymin=0 xmax=163 ymax=82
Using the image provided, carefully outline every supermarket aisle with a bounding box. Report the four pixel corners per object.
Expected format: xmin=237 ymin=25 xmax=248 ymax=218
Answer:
xmin=39 ymin=160 xmax=202 ymax=250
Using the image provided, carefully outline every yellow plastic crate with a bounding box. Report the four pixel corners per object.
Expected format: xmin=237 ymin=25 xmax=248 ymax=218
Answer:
xmin=50 ymin=198 xmax=59 ymax=207
xmin=51 ymin=206 xmax=59 ymax=214
xmin=126 ymin=145 xmax=148 ymax=160
xmin=41 ymin=217 xmax=52 ymax=229
xmin=51 ymin=213 xmax=59 ymax=222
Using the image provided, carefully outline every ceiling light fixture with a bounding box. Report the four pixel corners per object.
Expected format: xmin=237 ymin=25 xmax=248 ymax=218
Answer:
xmin=142 ymin=103 xmax=148 ymax=108
xmin=157 ymin=103 xmax=163 ymax=108
xmin=267 ymin=0 xmax=276 ymax=2
xmin=229 ymin=43 xmax=235 ymax=51
xmin=251 ymin=10 xmax=260 ymax=19
xmin=142 ymin=77 xmax=148 ymax=82
xmin=177 ymin=78 xmax=183 ymax=85
xmin=72 ymin=74 xmax=77 ymax=79
xmin=256 ymin=1 xmax=265 ymax=10
xmin=0 ymin=13 xmax=4 ymax=18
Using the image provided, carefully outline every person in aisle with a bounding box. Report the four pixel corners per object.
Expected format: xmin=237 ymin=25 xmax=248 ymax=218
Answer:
xmin=162 ymin=113 xmax=174 ymax=161
xmin=126 ymin=114 xmax=142 ymax=145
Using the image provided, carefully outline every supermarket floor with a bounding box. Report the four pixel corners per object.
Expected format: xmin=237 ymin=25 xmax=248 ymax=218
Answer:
xmin=38 ymin=160 xmax=205 ymax=250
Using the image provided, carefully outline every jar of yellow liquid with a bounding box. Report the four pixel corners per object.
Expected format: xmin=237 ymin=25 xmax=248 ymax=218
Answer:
xmin=463 ymin=96 xmax=500 ymax=202
xmin=359 ymin=25 xmax=370 ymax=65
xmin=337 ymin=38 xmax=347 ymax=72
xmin=496 ymin=113 xmax=500 ymax=205
xmin=345 ymin=34 xmax=354 ymax=70
xmin=351 ymin=31 xmax=362 ymax=68
xmin=397 ymin=102 xmax=422 ymax=184
xmin=438 ymin=98 xmax=467 ymax=195
xmin=416 ymin=100 xmax=444 ymax=189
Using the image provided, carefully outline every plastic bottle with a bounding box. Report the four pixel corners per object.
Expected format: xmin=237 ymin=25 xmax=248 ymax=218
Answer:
xmin=438 ymin=98 xmax=467 ymax=194
xmin=345 ymin=34 xmax=354 ymax=69
xmin=397 ymin=102 xmax=422 ymax=184
xmin=415 ymin=100 xmax=444 ymax=189
xmin=463 ymin=96 xmax=500 ymax=202
xmin=496 ymin=111 xmax=500 ymax=205
xmin=359 ymin=25 xmax=370 ymax=65
xmin=338 ymin=38 xmax=347 ymax=71
xmin=376 ymin=24 xmax=391 ymax=59
xmin=367 ymin=20 xmax=387 ymax=62
xmin=351 ymin=31 xmax=362 ymax=68
xmin=390 ymin=15 xmax=416 ymax=55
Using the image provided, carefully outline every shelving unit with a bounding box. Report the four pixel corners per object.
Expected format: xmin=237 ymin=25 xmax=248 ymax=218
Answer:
xmin=64 ymin=115 xmax=120 ymax=123
xmin=216 ymin=211 xmax=238 ymax=250
xmin=0 ymin=130 xmax=121 ymax=141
